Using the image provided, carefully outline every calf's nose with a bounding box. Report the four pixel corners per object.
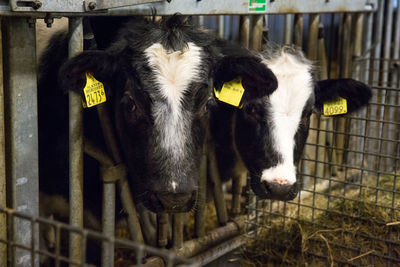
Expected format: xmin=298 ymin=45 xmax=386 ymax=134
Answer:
xmin=156 ymin=191 xmax=196 ymax=212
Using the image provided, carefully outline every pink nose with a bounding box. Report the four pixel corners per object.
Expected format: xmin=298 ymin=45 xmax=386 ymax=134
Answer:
xmin=273 ymin=178 xmax=288 ymax=185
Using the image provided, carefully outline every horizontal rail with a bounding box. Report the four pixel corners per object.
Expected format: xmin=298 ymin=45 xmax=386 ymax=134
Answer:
xmin=0 ymin=0 xmax=377 ymax=16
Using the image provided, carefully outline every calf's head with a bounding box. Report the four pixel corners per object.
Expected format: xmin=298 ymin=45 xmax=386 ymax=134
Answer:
xmin=211 ymin=47 xmax=371 ymax=200
xmin=59 ymin=16 xmax=217 ymax=213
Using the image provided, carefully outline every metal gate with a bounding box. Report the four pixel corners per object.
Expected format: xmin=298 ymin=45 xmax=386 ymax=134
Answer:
xmin=245 ymin=1 xmax=400 ymax=266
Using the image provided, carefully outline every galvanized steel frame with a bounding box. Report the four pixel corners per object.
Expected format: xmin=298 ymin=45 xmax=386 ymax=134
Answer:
xmin=0 ymin=0 xmax=377 ymax=16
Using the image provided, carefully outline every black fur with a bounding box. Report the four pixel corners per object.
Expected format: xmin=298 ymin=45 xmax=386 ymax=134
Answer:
xmin=213 ymin=56 xmax=278 ymax=103
xmin=314 ymin=78 xmax=372 ymax=113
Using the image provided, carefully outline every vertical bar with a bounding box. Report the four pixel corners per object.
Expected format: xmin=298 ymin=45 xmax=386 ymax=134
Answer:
xmin=350 ymin=14 xmax=366 ymax=167
xmin=303 ymin=14 xmax=320 ymax=180
xmin=3 ymin=17 xmax=39 ymax=267
xmin=218 ymin=16 xmax=224 ymax=39
xmin=251 ymin=15 xmax=263 ymax=51
xmin=96 ymin=104 xmax=144 ymax=244
xmin=239 ymin=16 xmax=250 ymax=49
xmin=231 ymin=174 xmax=244 ymax=216
xmin=336 ymin=14 xmax=352 ymax=166
xmin=172 ymin=213 xmax=184 ymax=249
xmin=0 ymin=18 xmax=7 ymax=267
xmin=293 ymin=14 xmax=303 ymax=47
xmin=101 ymin=180 xmax=115 ymax=267
xmin=157 ymin=213 xmax=168 ymax=248
xmin=195 ymin=143 xmax=207 ymax=238
xmin=316 ymin=23 xmax=328 ymax=180
xmin=207 ymin=141 xmax=228 ymax=226
xmin=284 ymin=14 xmax=292 ymax=45
xmin=68 ymin=17 xmax=84 ymax=266
xmin=380 ymin=0 xmax=395 ymax=171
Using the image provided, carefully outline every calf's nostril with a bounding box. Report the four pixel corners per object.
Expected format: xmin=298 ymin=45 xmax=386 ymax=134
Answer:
xmin=273 ymin=178 xmax=288 ymax=185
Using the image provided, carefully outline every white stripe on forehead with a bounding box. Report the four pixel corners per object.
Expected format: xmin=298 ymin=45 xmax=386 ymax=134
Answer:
xmin=260 ymin=51 xmax=313 ymax=185
xmin=144 ymin=42 xmax=203 ymax=159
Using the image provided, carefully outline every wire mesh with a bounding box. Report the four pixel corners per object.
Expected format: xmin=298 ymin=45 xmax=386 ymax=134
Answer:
xmin=0 ymin=207 xmax=197 ymax=267
xmin=245 ymin=58 xmax=400 ymax=266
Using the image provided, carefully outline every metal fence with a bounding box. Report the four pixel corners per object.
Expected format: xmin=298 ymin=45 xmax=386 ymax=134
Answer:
xmin=0 ymin=0 xmax=392 ymax=266
xmin=245 ymin=1 xmax=400 ymax=266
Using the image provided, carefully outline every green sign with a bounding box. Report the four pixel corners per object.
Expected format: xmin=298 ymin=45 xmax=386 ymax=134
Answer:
xmin=249 ymin=0 xmax=266 ymax=12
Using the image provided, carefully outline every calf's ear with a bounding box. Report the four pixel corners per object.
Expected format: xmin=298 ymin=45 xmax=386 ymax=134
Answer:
xmin=213 ymin=56 xmax=278 ymax=103
xmin=58 ymin=50 xmax=118 ymax=94
xmin=314 ymin=78 xmax=372 ymax=113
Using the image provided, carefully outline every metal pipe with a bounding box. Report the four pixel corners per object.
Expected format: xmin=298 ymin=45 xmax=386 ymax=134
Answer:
xmin=316 ymin=23 xmax=328 ymax=180
xmin=183 ymin=235 xmax=246 ymax=267
xmin=380 ymin=0 xmax=395 ymax=171
xmin=101 ymin=180 xmax=115 ymax=266
xmin=84 ymin=137 xmax=114 ymax=167
xmin=231 ymin=173 xmax=243 ymax=216
xmin=293 ymin=14 xmax=303 ymax=47
xmin=3 ymin=17 xmax=39 ymax=266
xmin=303 ymin=14 xmax=320 ymax=179
xmin=218 ymin=16 xmax=224 ymax=39
xmin=68 ymin=16 xmax=84 ymax=266
xmin=0 ymin=18 xmax=6 ymax=267
xmin=172 ymin=213 xmax=184 ymax=249
xmin=350 ymin=13 xmax=366 ymax=168
xmin=157 ymin=212 xmax=168 ymax=248
xmin=195 ymin=143 xmax=207 ymax=238
xmin=207 ymin=141 xmax=228 ymax=226
xmin=250 ymin=15 xmax=263 ymax=51
xmin=335 ymin=14 xmax=352 ymax=166
xmin=284 ymin=14 xmax=292 ymax=45
xmin=175 ymin=216 xmax=245 ymax=258
xmin=96 ymin=104 xmax=144 ymax=244
xmin=239 ymin=15 xmax=250 ymax=49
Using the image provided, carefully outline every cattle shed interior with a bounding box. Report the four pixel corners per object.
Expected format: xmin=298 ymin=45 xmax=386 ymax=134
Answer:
xmin=0 ymin=0 xmax=399 ymax=266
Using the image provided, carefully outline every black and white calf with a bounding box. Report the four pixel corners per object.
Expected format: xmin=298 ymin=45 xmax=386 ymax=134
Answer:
xmin=38 ymin=16 xmax=275 ymax=214
xmin=210 ymin=46 xmax=372 ymax=200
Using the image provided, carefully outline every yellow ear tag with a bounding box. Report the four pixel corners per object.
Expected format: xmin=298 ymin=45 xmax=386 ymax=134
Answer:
xmin=323 ymin=96 xmax=347 ymax=116
xmin=82 ymin=73 xmax=106 ymax=108
xmin=214 ymin=77 xmax=245 ymax=108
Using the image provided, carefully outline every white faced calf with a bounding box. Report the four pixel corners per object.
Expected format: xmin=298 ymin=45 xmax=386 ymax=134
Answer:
xmin=210 ymin=47 xmax=372 ymax=200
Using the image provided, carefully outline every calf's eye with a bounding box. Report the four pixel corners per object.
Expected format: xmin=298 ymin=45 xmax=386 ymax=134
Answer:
xmin=122 ymin=93 xmax=136 ymax=113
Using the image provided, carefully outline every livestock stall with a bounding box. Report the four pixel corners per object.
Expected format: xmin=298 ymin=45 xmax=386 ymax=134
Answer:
xmin=0 ymin=0 xmax=398 ymax=266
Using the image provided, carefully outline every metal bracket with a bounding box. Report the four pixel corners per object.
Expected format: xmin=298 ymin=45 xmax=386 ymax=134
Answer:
xmin=84 ymin=0 xmax=163 ymax=11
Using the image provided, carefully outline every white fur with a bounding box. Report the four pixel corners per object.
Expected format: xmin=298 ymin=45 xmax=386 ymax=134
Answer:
xmin=145 ymin=43 xmax=203 ymax=159
xmin=260 ymin=52 xmax=313 ymax=185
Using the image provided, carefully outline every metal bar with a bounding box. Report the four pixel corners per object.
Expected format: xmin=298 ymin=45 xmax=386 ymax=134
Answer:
xmin=68 ymin=16 xmax=84 ymax=266
xmin=293 ymin=14 xmax=303 ymax=47
xmin=218 ymin=16 xmax=224 ymax=39
xmin=175 ymin=216 xmax=245 ymax=258
xmin=2 ymin=0 xmax=378 ymax=15
xmin=101 ymin=181 xmax=115 ymax=267
xmin=303 ymin=14 xmax=320 ymax=180
xmin=239 ymin=15 xmax=250 ymax=49
xmin=284 ymin=14 xmax=292 ymax=45
xmin=172 ymin=213 xmax=184 ymax=249
xmin=207 ymin=141 xmax=228 ymax=226
xmin=195 ymin=143 xmax=207 ymax=238
xmin=183 ymin=235 xmax=246 ymax=267
xmin=316 ymin=23 xmax=328 ymax=180
xmin=3 ymin=16 xmax=39 ymax=267
xmin=336 ymin=13 xmax=352 ymax=166
xmin=96 ymin=104 xmax=144 ymax=244
xmin=86 ymin=0 xmax=162 ymax=11
xmin=349 ymin=13 xmax=366 ymax=168
xmin=83 ymin=137 xmax=114 ymax=167
xmin=0 ymin=17 xmax=6 ymax=267
xmin=157 ymin=212 xmax=168 ymax=248
xmin=250 ymin=15 xmax=263 ymax=51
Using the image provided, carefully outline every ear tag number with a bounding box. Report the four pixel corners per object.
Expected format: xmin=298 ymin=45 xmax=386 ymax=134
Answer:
xmin=323 ymin=97 xmax=347 ymax=116
xmin=83 ymin=73 xmax=106 ymax=108
xmin=214 ymin=77 xmax=244 ymax=108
